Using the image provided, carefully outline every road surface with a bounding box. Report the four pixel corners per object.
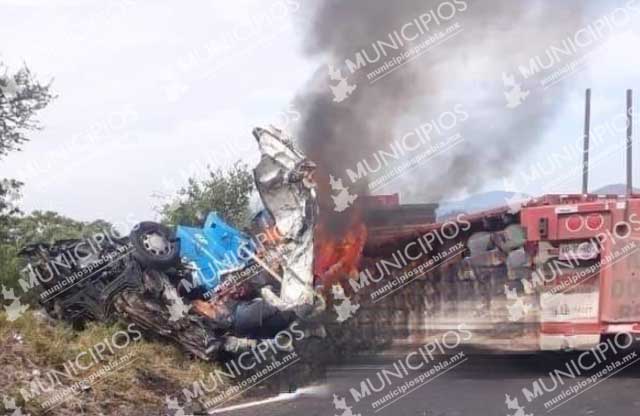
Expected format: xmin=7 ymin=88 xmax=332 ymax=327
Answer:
xmin=210 ymin=352 xmax=640 ymax=416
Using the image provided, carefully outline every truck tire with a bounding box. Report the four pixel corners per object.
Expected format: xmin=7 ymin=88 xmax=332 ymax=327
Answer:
xmin=130 ymin=221 xmax=180 ymax=270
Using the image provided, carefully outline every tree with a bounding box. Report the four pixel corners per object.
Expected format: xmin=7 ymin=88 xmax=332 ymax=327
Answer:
xmin=0 ymin=178 xmax=22 ymax=243
xmin=0 ymin=62 xmax=54 ymax=241
xmin=159 ymin=163 xmax=255 ymax=228
xmin=0 ymin=61 xmax=55 ymax=292
xmin=10 ymin=211 xmax=115 ymax=246
xmin=0 ymin=63 xmax=55 ymax=158
xmin=0 ymin=179 xmax=23 ymax=287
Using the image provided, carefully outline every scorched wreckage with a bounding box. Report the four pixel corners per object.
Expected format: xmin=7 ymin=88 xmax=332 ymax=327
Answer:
xmin=17 ymin=91 xmax=640 ymax=372
xmin=20 ymin=127 xmax=325 ymax=362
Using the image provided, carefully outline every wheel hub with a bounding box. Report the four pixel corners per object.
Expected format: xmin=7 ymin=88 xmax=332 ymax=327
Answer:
xmin=142 ymin=232 xmax=171 ymax=256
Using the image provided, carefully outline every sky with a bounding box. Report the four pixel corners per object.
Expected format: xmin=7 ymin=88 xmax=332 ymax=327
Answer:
xmin=0 ymin=0 xmax=639 ymax=229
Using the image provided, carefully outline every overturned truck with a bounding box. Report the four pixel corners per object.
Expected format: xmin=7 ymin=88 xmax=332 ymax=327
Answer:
xmin=19 ymin=127 xmax=325 ymax=366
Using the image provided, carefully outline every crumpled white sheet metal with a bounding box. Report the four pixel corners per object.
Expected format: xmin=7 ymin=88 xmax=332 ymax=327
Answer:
xmin=252 ymin=126 xmax=318 ymax=314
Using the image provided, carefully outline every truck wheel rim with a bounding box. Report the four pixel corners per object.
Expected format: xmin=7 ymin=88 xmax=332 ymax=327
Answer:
xmin=142 ymin=232 xmax=171 ymax=256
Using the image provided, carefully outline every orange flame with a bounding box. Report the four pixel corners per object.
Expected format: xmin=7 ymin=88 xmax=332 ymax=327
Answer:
xmin=309 ymin=171 xmax=369 ymax=289
xmin=315 ymin=220 xmax=367 ymax=288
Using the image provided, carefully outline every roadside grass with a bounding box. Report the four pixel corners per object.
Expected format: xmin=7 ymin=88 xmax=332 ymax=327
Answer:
xmin=0 ymin=310 xmax=223 ymax=415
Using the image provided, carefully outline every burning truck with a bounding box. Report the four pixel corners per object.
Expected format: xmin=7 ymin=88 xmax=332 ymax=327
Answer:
xmin=18 ymin=90 xmax=640 ymax=371
xmin=332 ymin=89 xmax=640 ymax=354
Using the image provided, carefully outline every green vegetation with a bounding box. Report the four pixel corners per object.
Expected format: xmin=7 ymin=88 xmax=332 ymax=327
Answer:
xmin=159 ymin=162 xmax=255 ymax=228
xmin=0 ymin=311 xmax=223 ymax=415
xmin=1 ymin=62 xmax=56 ymax=292
xmin=0 ymin=63 xmax=55 ymax=158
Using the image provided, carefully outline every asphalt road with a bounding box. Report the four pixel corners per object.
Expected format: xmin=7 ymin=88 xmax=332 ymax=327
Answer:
xmin=210 ymin=352 xmax=640 ymax=416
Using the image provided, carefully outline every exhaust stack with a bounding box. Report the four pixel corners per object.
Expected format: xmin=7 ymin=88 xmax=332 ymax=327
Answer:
xmin=582 ymin=89 xmax=591 ymax=194
xmin=627 ymin=89 xmax=634 ymax=195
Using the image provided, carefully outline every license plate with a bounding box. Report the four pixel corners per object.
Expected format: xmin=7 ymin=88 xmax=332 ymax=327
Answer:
xmin=559 ymin=242 xmax=599 ymax=260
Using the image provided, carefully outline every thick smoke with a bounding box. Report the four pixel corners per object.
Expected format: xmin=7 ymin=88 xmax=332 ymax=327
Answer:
xmin=293 ymin=0 xmax=629 ymax=208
